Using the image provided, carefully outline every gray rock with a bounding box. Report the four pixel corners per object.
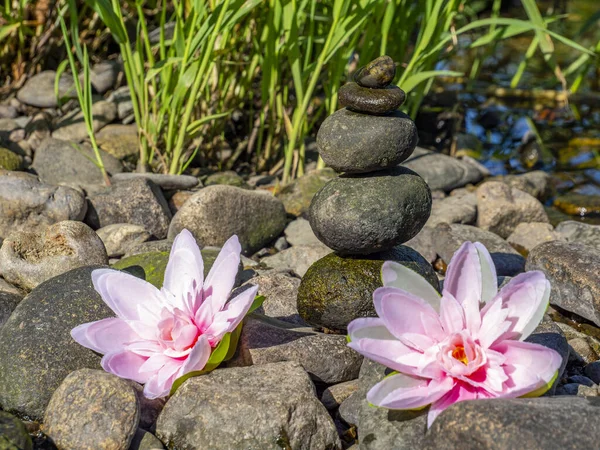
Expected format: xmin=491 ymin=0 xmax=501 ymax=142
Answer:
xmin=243 ymin=270 xmax=307 ymax=325
xmin=339 ymin=391 xmax=361 ymax=427
xmin=16 ymin=71 xmax=75 ymax=107
xmin=96 ymin=223 xmax=151 ymax=258
xmin=0 ymin=170 xmax=87 ymax=239
xmin=33 ymin=137 xmax=123 ymax=185
xmin=568 ymin=375 xmax=595 ymax=386
xmin=129 ymin=429 xmax=164 ymax=450
xmin=507 ymin=222 xmax=562 ymax=255
xmin=262 ymin=244 xmax=332 ymax=277
xmin=155 ymin=362 xmax=341 ymax=450
xmin=0 ymin=292 xmax=21 ymax=329
xmin=432 ymin=223 xmax=525 ymax=276
xmin=24 ymin=112 xmax=52 ymax=151
xmin=526 ymin=241 xmax=600 ymax=327
xmin=111 ymin=173 xmax=199 ymax=190
xmin=0 ymin=411 xmax=32 ymax=450
xmin=321 ymin=380 xmax=359 ymax=410
xmin=297 ymin=246 xmax=438 ymax=332
xmin=89 ymin=60 xmax=121 ymax=94
xmin=423 ymin=397 xmax=600 ymax=450
xmin=477 ymin=181 xmax=549 ymax=238
xmin=584 ymin=362 xmax=600 ymax=384
xmin=0 ymin=221 xmax=108 ymax=291
xmin=568 ymin=337 xmax=599 ymax=365
xmin=124 ymin=239 xmax=174 ymax=257
xmin=0 ymin=266 xmax=112 ymax=420
xmin=273 ymin=236 xmax=289 ymax=251
xmin=492 ymin=170 xmax=552 ymax=201
xmin=338 ymin=83 xmax=406 ymax=115
xmin=426 ymin=192 xmax=477 ymax=227
xmin=555 ymin=221 xmax=600 ymax=251
xmin=317 ymin=109 xmax=417 ymax=173
xmin=228 ymin=315 xmax=362 ymax=384
xmin=0 ymin=105 xmax=18 ymax=119
xmin=353 ymin=56 xmax=396 ymax=88
xmin=43 ymin=369 xmax=139 ymax=450
xmin=309 ymin=167 xmax=432 ymax=254
xmin=86 ymin=178 xmax=172 ymax=239
xmin=403 ymin=227 xmax=438 ymax=264
xmin=403 ymin=147 xmax=488 ymax=192
xmin=52 ymin=100 xmax=117 ymax=142
xmin=107 ymin=86 xmax=134 ymax=120
xmin=169 ymin=185 xmax=287 ymax=255
xmin=96 ymin=124 xmax=139 ymax=161
xmin=284 ymin=217 xmax=322 ymax=247
xmin=277 ymin=168 xmax=337 ymax=217
xmin=357 ymin=359 xmax=427 ymax=450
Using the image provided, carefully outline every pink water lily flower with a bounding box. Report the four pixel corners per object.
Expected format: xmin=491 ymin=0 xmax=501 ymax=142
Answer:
xmin=71 ymin=229 xmax=258 ymax=399
xmin=347 ymin=241 xmax=562 ymax=427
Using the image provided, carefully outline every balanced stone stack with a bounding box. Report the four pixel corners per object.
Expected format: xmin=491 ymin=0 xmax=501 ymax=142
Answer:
xmin=297 ymin=56 xmax=437 ymax=332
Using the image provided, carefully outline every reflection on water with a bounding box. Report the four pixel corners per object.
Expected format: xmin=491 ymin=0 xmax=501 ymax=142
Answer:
xmin=419 ymin=0 xmax=600 ymax=224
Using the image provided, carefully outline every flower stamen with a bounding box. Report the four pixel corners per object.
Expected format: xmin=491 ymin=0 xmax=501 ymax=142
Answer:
xmin=452 ymin=345 xmax=468 ymax=365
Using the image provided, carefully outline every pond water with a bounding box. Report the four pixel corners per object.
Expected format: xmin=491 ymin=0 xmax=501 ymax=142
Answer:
xmin=419 ymin=0 xmax=600 ymax=224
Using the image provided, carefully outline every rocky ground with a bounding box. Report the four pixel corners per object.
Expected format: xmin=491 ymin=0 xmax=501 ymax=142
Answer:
xmin=0 ymin=68 xmax=599 ymax=450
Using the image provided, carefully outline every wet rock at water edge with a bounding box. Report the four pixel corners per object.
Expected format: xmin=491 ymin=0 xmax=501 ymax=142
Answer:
xmin=0 ymin=266 xmax=112 ymax=420
xmin=432 ymin=223 xmax=525 ymax=276
xmin=0 ymin=411 xmax=32 ymax=450
xmin=0 ymin=170 xmax=87 ymax=239
xmin=526 ymin=241 xmax=600 ymax=327
xmin=297 ymin=246 xmax=438 ymax=332
xmin=277 ymin=168 xmax=337 ymax=216
xmin=317 ymin=109 xmax=417 ymax=174
xmin=477 ymin=181 xmax=549 ymax=238
xmin=338 ymin=83 xmax=406 ymax=115
xmin=353 ymin=55 xmax=396 ymax=88
xmin=33 ymin=137 xmax=123 ymax=186
xmin=423 ymin=397 xmax=600 ymax=450
xmin=0 ymin=220 xmax=108 ymax=291
xmin=155 ymin=362 xmax=341 ymax=450
xmin=554 ymin=193 xmax=600 ymax=217
xmin=16 ymin=71 xmax=75 ymax=108
xmin=85 ymin=178 xmax=172 ymax=239
xmin=43 ymin=369 xmax=139 ymax=450
xmin=168 ymin=185 xmax=287 ymax=255
xmin=309 ymin=167 xmax=431 ymax=254
xmin=228 ymin=314 xmax=362 ymax=384
xmin=96 ymin=223 xmax=151 ymax=258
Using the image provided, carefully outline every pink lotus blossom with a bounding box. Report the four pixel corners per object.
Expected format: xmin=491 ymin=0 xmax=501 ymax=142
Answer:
xmin=347 ymin=241 xmax=562 ymax=427
xmin=71 ymin=229 xmax=258 ymax=399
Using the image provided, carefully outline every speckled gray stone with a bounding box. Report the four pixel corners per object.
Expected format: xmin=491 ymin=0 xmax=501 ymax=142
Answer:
xmin=309 ymin=167 xmax=431 ymax=254
xmin=317 ymin=109 xmax=417 ymax=174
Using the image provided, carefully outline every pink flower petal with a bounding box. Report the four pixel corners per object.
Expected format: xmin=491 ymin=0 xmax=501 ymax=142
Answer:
xmin=381 ymin=261 xmax=441 ymax=312
xmin=373 ymin=287 xmax=443 ymax=351
xmin=163 ymin=229 xmax=204 ymax=313
xmin=427 ymin=382 xmax=486 ymax=428
xmin=478 ymin=297 xmax=511 ymax=348
xmin=439 ymin=292 xmax=465 ymax=335
xmin=71 ymin=318 xmax=138 ymax=354
xmin=205 ymin=285 xmax=258 ymax=340
xmin=492 ymin=340 xmax=562 ymax=398
xmin=139 ymin=353 xmax=171 ymax=374
xmin=143 ymin=373 xmax=174 ymax=399
xmin=443 ymin=242 xmax=483 ymax=335
xmin=348 ymin=338 xmax=423 ymax=376
xmin=203 ymin=235 xmax=241 ymax=311
xmin=178 ymin=334 xmax=211 ymax=377
xmin=367 ymin=373 xmax=454 ymax=410
xmin=474 ymin=242 xmax=497 ymax=303
xmin=92 ymin=269 xmax=164 ymax=321
xmin=101 ymin=350 xmax=150 ymax=384
xmin=488 ymin=271 xmax=550 ymax=341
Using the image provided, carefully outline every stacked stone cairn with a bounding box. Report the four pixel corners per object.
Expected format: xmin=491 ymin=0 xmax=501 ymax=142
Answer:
xmin=297 ymin=56 xmax=439 ymax=332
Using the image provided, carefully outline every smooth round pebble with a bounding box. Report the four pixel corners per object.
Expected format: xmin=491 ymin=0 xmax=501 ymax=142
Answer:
xmin=339 ymin=82 xmax=405 ymax=115
xmin=353 ymin=55 xmax=396 ymax=88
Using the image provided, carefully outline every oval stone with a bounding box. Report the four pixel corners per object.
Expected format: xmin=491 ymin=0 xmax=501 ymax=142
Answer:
xmin=297 ymin=247 xmax=438 ymax=332
xmin=317 ymin=108 xmax=417 ymax=174
xmin=339 ymin=82 xmax=405 ymax=115
xmin=309 ymin=167 xmax=432 ymax=254
xmin=353 ymin=55 xmax=396 ymax=88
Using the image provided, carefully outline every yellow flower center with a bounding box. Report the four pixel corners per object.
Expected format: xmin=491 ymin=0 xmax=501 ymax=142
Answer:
xmin=452 ymin=345 xmax=468 ymax=365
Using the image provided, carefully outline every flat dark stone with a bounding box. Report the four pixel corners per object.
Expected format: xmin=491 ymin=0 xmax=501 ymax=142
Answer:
xmin=339 ymin=82 xmax=405 ymax=115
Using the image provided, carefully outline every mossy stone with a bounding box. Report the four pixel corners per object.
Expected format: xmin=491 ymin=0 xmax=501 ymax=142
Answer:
xmin=204 ymin=171 xmax=248 ymax=188
xmin=277 ymin=168 xmax=337 ymax=217
xmin=297 ymin=246 xmax=438 ymax=333
xmin=0 ymin=147 xmax=22 ymax=171
xmin=0 ymin=411 xmax=32 ymax=450
xmin=112 ymin=248 xmax=221 ymax=288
